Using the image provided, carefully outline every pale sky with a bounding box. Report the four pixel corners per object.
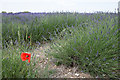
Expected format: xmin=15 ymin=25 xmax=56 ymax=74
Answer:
xmin=0 ymin=0 xmax=119 ymax=13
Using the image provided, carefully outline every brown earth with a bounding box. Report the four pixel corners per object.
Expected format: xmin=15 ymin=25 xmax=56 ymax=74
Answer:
xmin=31 ymin=42 xmax=93 ymax=78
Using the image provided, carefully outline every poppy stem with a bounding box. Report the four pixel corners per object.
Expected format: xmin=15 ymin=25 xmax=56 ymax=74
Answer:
xmin=30 ymin=33 xmax=32 ymax=46
xmin=26 ymin=26 xmax=28 ymax=42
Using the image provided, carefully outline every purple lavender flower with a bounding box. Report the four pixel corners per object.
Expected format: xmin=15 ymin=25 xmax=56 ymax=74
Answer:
xmin=112 ymin=24 xmax=115 ymax=27
xmin=106 ymin=63 xmax=109 ymax=64
xmin=98 ymin=27 xmax=99 ymax=30
xmin=86 ymin=57 xmax=89 ymax=60
xmin=67 ymin=25 xmax=69 ymax=28
xmin=27 ymin=63 xmax=30 ymax=66
xmin=0 ymin=45 xmax=2 ymax=49
xmin=72 ymin=25 xmax=74 ymax=28
xmin=74 ymin=40 xmax=76 ymax=43
xmin=100 ymin=16 xmax=103 ymax=20
xmin=36 ymin=41 xmax=41 ymax=45
xmin=103 ymin=35 xmax=105 ymax=37
xmin=90 ymin=28 xmax=91 ymax=30
xmin=112 ymin=58 xmax=115 ymax=60
xmin=85 ymin=41 xmax=88 ymax=45
xmin=98 ymin=37 xmax=100 ymax=40
xmin=24 ymin=44 xmax=25 ymax=47
xmin=96 ymin=20 xmax=99 ymax=23
xmin=81 ymin=70 xmax=83 ymax=72
xmin=89 ymin=32 xmax=91 ymax=35
xmin=107 ymin=32 xmax=110 ymax=34
xmin=112 ymin=72 xmax=115 ymax=74
xmin=73 ymin=48 xmax=76 ymax=51
xmin=62 ymin=26 xmax=64 ymax=29
xmin=42 ymin=35 xmax=46 ymax=40
xmin=49 ymin=37 xmax=52 ymax=41
xmin=112 ymin=44 xmax=115 ymax=48
xmin=33 ymin=53 xmax=35 ymax=57
xmin=15 ymin=39 xmax=18 ymax=45
xmin=47 ymin=28 xmax=48 ymax=32
xmin=113 ymin=28 xmax=120 ymax=35
xmin=106 ymin=25 xmax=108 ymax=28
xmin=96 ymin=51 xmax=98 ymax=57
xmin=104 ymin=58 xmax=106 ymax=61
xmin=94 ymin=37 xmax=96 ymax=40
xmin=101 ymin=31 xmax=102 ymax=34
xmin=53 ymin=43 xmax=58 ymax=46
xmin=99 ymin=64 xmax=101 ymax=67
xmin=90 ymin=61 xmax=92 ymax=63
xmin=119 ymin=28 xmax=120 ymax=31
xmin=90 ymin=49 xmax=92 ymax=53
xmin=48 ymin=32 xmax=52 ymax=35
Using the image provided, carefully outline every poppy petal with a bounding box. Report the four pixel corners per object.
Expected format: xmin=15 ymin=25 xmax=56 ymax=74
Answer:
xmin=27 ymin=54 xmax=31 ymax=63
xmin=28 ymin=36 xmax=30 ymax=38
xmin=21 ymin=52 xmax=31 ymax=63
xmin=21 ymin=53 xmax=27 ymax=61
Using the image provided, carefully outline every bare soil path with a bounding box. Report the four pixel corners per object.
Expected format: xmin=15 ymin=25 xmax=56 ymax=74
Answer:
xmin=32 ymin=42 xmax=93 ymax=78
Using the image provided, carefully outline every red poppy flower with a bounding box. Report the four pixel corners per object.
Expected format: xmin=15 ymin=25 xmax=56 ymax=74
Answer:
xmin=21 ymin=52 xmax=31 ymax=63
xmin=28 ymin=36 xmax=30 ymax=38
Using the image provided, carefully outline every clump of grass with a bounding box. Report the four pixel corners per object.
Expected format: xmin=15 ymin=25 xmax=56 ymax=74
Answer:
xmin=2 ymin=42 xmax=37 ymax=78
xmin=2 ymin=41 xmax=55 ymax=78
xmin=48 ymin=13 xmax=119 ymax=78
xmin=2 ymin=12 xmax=90 ymax=47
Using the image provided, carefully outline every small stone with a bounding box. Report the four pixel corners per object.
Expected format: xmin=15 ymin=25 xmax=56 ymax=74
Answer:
xmin=103 ymin=74 xmax=106 ymax=76
xmin=81 ymin=76 xmax=85 ymax=78
xmin=75 ymin=73 xmax=79 ymax=76
xmin=36 ymin=55 xmax=40 ymax=57
xmin=54 ymin=65 xmax=56 ymax=67
xmin=65 ymin=74 xmax=67 ymax=76
xmin=68 ymin=72 xmax=71 ymax=74
xmin=68 ymin=69 xmax=71 ymax=72
xmin=40 ymin=47 xmax=42 ymax=49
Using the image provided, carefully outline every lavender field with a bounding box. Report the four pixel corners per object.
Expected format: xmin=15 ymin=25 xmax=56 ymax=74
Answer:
xmin=2 ymin=12 xmax=119 ymax=78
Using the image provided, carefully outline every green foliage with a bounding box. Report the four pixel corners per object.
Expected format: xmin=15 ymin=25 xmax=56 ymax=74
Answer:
xmin=2 ymin=42 xmax=55 ymax=78
xmin=48 ymin=13 xmax=119 ymax=78
xmin=2 ymin=11 xmax=7 ymax=13
xmin=2 ymin=12 xmax=119 ymax=78
xmin=22 ymin=11 xmax=30 ymax=13
xmin=2 ymin=13 xmax=85 ymax=47
xmin=2 ymin=44 xmax=36 ymax=78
